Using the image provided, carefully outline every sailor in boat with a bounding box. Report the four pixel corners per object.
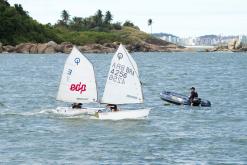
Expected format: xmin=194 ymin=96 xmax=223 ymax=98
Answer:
xmin=189 ymin=87 xmax=200 ymax=106
xmin=72 ymin=103 xmax=82 ymax=109
xmin=106 ymin=104 xmax=119 ymax=112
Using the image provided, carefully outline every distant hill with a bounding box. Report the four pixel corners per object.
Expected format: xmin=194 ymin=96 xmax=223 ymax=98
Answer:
xmin=0 ymin=0 xmax=171 ymax=47
xmin=153 ymin=33 xmax=179 ymax=38
xmin=198 ymin=35 xmax=218 ymax=39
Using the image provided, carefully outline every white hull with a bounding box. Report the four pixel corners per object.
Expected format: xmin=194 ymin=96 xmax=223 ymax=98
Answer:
xmin=93 ymin=108 xmax=151 ymax=120
xmin=54 ymin=107 xmax=103 ymax=116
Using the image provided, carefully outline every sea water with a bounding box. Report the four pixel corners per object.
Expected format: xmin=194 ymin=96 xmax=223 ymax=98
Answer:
xmin=0 ymin=52 xmax=246 ymax=164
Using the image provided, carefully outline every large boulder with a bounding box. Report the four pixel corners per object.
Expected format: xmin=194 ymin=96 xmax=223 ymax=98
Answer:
xmin=79 ymin=44 xmax=115 ymax=53
xmin=29 ymin=44 xmax=38 ymax=54
xmin=44 ymin=45 xmax=56 ymax=54
xmin=0 ymin=43 xmax=2 ymax=53
xmin=29 ymin=43 xmax=56 ymax=54
xmin=59 ymin=42 xmax=73 ymax=53
xmin=15 ymin=43 xmax=34 ymax=53
xmin=228 ymin=40 xmax=237 ymax=50
xmin=47 ymin=41 xmax=58 ymax=53
xmin=3 ymin=45 xmax=15 ymax=52
xmin=103 ymin=43 xmax=118 ymax=49
xmin=235 ymin=40 xmax=242 ymax=49
xmin=47 ymin=41 xmax=57 ymax=47
xmin=37 ymin=43 xmax=48 ymax=53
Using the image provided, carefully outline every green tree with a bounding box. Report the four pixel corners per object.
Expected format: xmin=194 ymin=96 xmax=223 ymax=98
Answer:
xmin=70 ymin=16 xmax=83 ymax=31
xmin=94 ymin=9 xmax=103 ymax=26
xmin=0 ymin=0 xmax=10 ymax=7
xmin=123 ymin=20 xmax=134 ymax=27
xmin=14 ymin=4 xmax=28 ymax=16
xmin=123 ymin=20 xmax=139 ymax=30
xmin=104 ymin=11 xmax=113 ymax=24
xmin=112 ymin=22 xmax=122 ymax=30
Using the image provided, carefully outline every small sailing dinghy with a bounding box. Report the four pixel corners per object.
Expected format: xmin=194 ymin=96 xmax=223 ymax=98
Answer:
xmin=55 ymin=46 xmax=101 ymax=115
xmin=94 ymin=44 xmax=151 ymax=120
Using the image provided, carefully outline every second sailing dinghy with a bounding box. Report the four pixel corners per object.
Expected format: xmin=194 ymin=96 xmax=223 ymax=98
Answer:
xmin=55 ymin=46 xmax=101 ymax=115
xmin=95 ymin=44 xmax=151 ymax=120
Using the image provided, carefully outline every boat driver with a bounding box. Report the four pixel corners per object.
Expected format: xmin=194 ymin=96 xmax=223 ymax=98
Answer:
xmin=189 ymin=87 xmax=199 ymax=106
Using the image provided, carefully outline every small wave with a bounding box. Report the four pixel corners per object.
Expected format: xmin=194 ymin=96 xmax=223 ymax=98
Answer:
xmin=0 ymin=102 xmax=5 ymax=107
xmin=37 ymin=109 xmax=55 ymax=114
xmin=0 ymin=108 xmax=55 ymax=117
xmin=36 ymin=107 xmax=92 ymax=119
xmin=0 ymin=108 xmax=99 ymax=119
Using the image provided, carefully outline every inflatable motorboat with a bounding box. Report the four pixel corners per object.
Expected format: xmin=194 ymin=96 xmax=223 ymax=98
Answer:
xmin=160 ymin=91 xmax=211 ymax=107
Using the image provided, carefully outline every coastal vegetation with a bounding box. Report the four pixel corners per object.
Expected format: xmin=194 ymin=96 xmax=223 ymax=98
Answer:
xmin=0 ymin=0 xmax=169 ymax=47
xmin=0 ymin=0 xmax=60 ymax=45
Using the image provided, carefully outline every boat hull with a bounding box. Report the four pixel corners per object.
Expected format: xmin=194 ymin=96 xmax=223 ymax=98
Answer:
xmin=93 ymin=108 xmax=151 ymax=120
xmin=54 ymin=107 xmax=103 ymax=116
xmin=160 ymin=91 xmax=211 ymax=107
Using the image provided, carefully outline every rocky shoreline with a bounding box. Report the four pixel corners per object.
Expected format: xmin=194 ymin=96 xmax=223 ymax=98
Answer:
xmin=205 ymin=40 xmax=247 ymax=52
xmin=1 ymin=41 xmax=246 ymax=54
xmin=0 ymin=41 xmax=186 ymax=54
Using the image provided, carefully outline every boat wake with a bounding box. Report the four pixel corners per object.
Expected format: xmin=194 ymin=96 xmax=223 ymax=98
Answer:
xmin=0 ymin=108 xmax=53 ymax=117
xmin=0 ymin=108 xmax=92 ymax=119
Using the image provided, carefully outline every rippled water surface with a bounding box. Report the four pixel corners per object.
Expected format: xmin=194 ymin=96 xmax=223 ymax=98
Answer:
xmin=0 ymin=52 xmax=247 ymax=164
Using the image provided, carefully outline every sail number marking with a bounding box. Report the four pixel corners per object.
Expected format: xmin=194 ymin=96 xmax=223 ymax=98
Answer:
xmin=108 ymin=63 xmax=135 ymax=84
xmin=70 ymin=82 xmax=86 ymax=94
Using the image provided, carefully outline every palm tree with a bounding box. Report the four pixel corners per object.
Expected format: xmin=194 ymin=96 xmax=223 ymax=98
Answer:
xmin=72 ymin=17 xmax=82 ymax=24
xmin=71 ymin=16 xmax=83 ymax=31
xmin=61 ymin=10 xmax=70 ymax=25
xmin=148 ymin=18 xmax=153 ymax=34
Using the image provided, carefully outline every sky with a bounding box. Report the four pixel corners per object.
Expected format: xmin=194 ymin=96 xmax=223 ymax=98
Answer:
xmin=8 ymin=0 xmax=247 ymax=37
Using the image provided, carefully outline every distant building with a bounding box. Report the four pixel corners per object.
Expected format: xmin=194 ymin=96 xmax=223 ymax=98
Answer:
xmin=153 ymin=33 xmax=180 ymax=45
xmin=153 ymin=33 xmax=246 ymax=47
xmin=239 ymin=35 xmax=247 ymax=47
xmin=180 ymin=37 xmax=196 ymax=46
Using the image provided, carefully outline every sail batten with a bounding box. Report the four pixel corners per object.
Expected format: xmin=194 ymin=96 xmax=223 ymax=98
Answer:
xmin=57 ymin=46 xmax=98 ymax=103
xmin=101 ymin=44 xmax=143 ymax=104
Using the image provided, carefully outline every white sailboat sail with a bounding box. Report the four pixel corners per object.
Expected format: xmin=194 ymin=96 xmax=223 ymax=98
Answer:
xmin=57 ymin=46 xmax=97 ymax=103
xmin=101 ymin=44 xmax=143 ymax=104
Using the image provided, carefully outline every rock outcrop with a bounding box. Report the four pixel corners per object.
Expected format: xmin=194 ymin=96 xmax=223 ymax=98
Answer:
xmin=0 ymin=43 xmax=2 ymax=53
xmin=57 ymin=42 xmax=73 ymax=53
xmin=0 ymin=42 xmax=3 ymax=53
xmin=79 ymin=44 xmax=115 ymax=53
xmin=15 ymin=43 xmax=33 ymax=53
xmin=3 ymin=45 xmax=15 ymax=52
xmin=235 ymin=41 xmax=242 ymax=49
xmin=205 ymin=39 xmax=247 ymax=52
xmin=0 ymin=40 xmax=186 ymax=54
xmin=30 ymin=44 xmax=38 ymax=53
xmin=228 ymin=40 xmax=237 ymax=50
xmin=37 ymin=44 xmax=47 ymax=54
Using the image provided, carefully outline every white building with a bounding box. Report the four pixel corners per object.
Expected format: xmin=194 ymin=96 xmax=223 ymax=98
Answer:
xmin=160 ymin=35 xmax=180 ymax=44
xmin=239 ymin=35 xmax=247 ymax=47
